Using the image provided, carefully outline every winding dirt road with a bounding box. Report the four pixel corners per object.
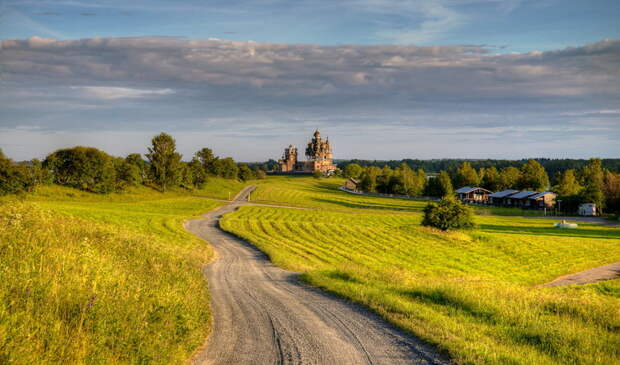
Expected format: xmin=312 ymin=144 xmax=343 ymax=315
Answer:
xmin=186 ymin=186 xmax=449 ymax=365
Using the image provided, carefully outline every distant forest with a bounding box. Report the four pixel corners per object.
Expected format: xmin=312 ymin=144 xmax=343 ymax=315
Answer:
xmin=248 ymin=158 xmax=620 ymax=177
xmin=334 ymin=158 xmax=620 ymax=176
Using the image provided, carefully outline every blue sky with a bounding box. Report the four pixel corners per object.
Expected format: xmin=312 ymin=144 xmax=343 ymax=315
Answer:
xmin=0 ymin=1 xmax=619 ymax=161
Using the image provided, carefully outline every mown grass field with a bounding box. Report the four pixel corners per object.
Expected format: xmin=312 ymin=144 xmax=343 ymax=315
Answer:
xmin=222 ymin=176 xmax=620 ymax=365
xmin=0 ymin=178 xmax=246 ymax=364
xmin=252 ymin=176 xmax=546 ymax=216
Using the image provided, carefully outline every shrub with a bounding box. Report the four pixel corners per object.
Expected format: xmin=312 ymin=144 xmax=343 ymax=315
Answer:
xmin=44 ymin=147 xmax=117 ymax=193
xmin=313 ymin=170 xmax=323 ymax=179
xmin=422 ymin=198 xmax=474 ymax=231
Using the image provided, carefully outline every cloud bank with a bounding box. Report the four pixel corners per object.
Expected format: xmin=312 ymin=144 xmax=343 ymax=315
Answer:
xmin=0 ymin=36 xmax=619 ymax=160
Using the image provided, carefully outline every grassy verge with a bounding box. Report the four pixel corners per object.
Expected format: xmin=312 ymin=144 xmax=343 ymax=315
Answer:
xmin=221 ymin=177 xmax=620 ymax=364
xmin=0 ymin=178 xmax=246 ymax=364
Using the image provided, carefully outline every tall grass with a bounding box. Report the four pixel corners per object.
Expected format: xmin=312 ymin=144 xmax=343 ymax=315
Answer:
xmin=221 ymin=177 xmax=620 ymax=365
xmin=0 ymin=178 xmax=247 ymax=364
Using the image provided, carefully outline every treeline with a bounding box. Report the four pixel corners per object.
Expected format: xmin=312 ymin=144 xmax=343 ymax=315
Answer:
xmin=0 ymin=132 xmax=266 ymax=195
xmin=343 ymin=159 xmax=620 ymax=214
xmin=337 ymin=158 xmax=620 ymax=178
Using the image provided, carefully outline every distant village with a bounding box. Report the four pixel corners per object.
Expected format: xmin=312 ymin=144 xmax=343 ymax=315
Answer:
xmin=276 ymin=130 xmax=606 ymax=217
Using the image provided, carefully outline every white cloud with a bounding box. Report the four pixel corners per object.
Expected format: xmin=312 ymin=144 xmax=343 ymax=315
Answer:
xmin=70 ymin=86 xmax=175 ymax=100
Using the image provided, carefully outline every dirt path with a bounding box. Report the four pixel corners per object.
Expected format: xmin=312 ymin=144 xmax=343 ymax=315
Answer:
xmin=539 ymin=262 xmax=620 ymax=287
xmin=186 ymin=186 xmax=449 ymax=365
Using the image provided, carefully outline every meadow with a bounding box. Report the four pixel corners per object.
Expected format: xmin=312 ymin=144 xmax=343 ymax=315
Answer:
xmin=222 ymin=176 xmax=620 ymax=365
xmin=0 ymin=179 xmax=246 ymax=364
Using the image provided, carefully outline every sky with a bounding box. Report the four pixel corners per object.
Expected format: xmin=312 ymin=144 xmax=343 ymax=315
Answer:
xmin=0 ymin=0 xmax=619 ymax=161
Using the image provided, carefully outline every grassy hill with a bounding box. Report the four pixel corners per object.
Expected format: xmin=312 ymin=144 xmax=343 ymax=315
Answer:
xmin=222 ymin=176 xmax=620 ymax=365
xmin=0 ymin=179 xmax=246 ymax=364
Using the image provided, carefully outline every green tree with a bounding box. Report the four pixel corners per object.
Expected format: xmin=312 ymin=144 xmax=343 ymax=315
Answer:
xmin=125 ymin=153 xmax=148 ymax=182
xmin=187 ymin=157 xmax=208 ymax=187
xmin=343 ymin=163 xmax=363 ymax=179
xmin=499 ymin=166 xmax=521 ymax=190
xmin=114 ymin=158 xmax=141 ymax=188
xmin=44 ymin=146 xmax=117 ymax=193
xmin=519 ymin=160 xmax=549 ymax=190
xmin=359 ymin=166 xmax=380 ymax=192
xmin=579 ymin=158 xmax=605 ymax=212
xmin=216 ymin=157 xmax=239 ymax=179
xmin=238 ymin=164 xmax=255 ymax=181
xmin=455 ymin=162 xmax=480 ymax=188
xmin=195 ymin=148 xmax=217 ymax=175
xmin=422 ymin=198 xmax=474 ymax=231
xmin=376 ymin=166 xmax=393 ymax=193
xmin=253 ymin=168 xmax=267 ymax=179
xmin=424 ymin=171 xmax=453 ymax=198
xmin=312 ymin=170 xmax=323 ymax=179
xmin=0 ymin=150 xmax=35 ymax=195
xmin=481 ymin=167 xmax=500 ymax=191
xmin=145 ymin=133 xmax=182 ymax=192
xmin=553 ymin=169 xmax=582 ymax=197
xmin=603 ymin=171 xmax=620 ymax=214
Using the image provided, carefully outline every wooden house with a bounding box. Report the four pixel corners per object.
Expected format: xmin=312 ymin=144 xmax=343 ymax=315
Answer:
xmin=488 ymin=189 xmax=519 ymax=206
xmin=506 ymin=191 xmax=539 ymax=208
xmin=343 ymin=178 xmax=360 ymax=192
xmin=528 ymin=192 xmax=557 ymax=209
xmin=455 ymin=186 xmax=492 ymax=204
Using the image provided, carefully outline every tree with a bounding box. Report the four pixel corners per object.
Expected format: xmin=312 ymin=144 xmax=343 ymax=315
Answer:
xmin=343 ymin=163 xmax=363 ymax=179
xmin=0 ymin=149 xmax=37 ymax=195
xmin=114 ymin=158 xmax=141 ymax=188
xmin=553 ymin=169 xmax=582 ymax=197
xmin=359 ymin=166 xmax=380 ymax=192
xmin=422 ymin=198 xmax=474 ymax=231
xmin=376 ymin=166 xmax=393 ymax=193
xmin=519 ymin=160 xmax=549 ymax=190
xmin=455 ymin=162 xmax=480 ymax=188
xmin=44 ymin=146 xmax=117 ymax=193
xmin=499 ymin=166 xmax=521 ymax=190
xmin=424 ymin=171 xmax=453 ymax=198
xmin=188 ymin=157 xmax=208 ymax=187
xmin=579 ymin=158 xmax=605 ymax=212
xmin=125 ymin=153 xmax=148 ymax=182
xmin=253 ymin=168 xmax=267 ymax=179
xmin=238 ymin=164 xmax=255 ymax=181
xmin=603 ymin=171 xmax=620 ymax=214
xmin=196 ymin=148 xmax=217 ymax=175
xmin=216 ymin=158 xmax=239 ymax=179
xmin=481 ymin=167 xmax=500 ymax=191
xmin=145 ymin=133 xmax=182 ymax=192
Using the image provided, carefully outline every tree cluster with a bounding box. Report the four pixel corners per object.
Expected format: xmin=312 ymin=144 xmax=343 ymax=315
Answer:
xmin=0 ymin=133 xmax=266 ymax=195
xmin=422 ymin=198 xmax=475 ymax=231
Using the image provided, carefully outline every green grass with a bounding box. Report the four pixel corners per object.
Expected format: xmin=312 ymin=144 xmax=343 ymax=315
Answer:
xmin=221 ymin=176 xmax=620 ymax=365
xmin=0 ymin=178 xmax=247 ymax=364
xmin=253 ymin=176 xmax=546 ymax=216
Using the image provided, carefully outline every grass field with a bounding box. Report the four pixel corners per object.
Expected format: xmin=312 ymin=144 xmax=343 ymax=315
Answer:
xmin=252 ymin=176 xmax=546 ymax=216
xmin=0 ymin=178 xmax=246 ymax=364
xmin=222 ymin=176 xmax=620 ymax=365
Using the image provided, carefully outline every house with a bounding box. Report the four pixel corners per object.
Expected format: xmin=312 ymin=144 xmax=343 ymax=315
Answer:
xmin=506 ymin=191 xmax=539 ymax=208
xmin=488 ymin=189 xmax=519 ymax=206
xmin=343 ymin=178 xmax=360 ymax=192
xmin=578 ymin=203 xmax=597 ymax=216
xmin=528 ymin=191 xmax=557 ymax=209
xmin=455 ymin=186 xmax=492 ymax=204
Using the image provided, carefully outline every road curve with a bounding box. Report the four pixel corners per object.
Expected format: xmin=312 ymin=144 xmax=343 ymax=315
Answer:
xmin=186 ymin=186 xmax=450 ymax=365
xmin=539 ymin=262 xmax=620 ymax=287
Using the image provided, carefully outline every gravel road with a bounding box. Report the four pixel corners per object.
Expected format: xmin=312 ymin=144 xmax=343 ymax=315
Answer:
xmin=539 ymin=262 xmax=620 ymax=287
xmin=185 ymin=186 xmax=449 ymax=365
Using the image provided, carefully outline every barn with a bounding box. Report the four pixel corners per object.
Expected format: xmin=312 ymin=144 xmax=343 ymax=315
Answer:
xmin=455 ymin=186 xmax=492 ymax=204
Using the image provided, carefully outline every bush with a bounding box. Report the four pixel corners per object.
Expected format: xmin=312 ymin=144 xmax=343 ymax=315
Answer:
xmin=44 ymin=147 xmax=117 ymax=193
xmin=313 ymin=170 xmax=323 ymax=179
xmin=422 ymin=198 xmax=474 ymax=231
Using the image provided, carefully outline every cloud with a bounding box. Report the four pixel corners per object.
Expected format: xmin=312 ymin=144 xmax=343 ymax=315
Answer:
xmin=70 ymin=86 xmax=175 ymax=100
xmin=0 ymin=36 xmax=618 ymax=160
